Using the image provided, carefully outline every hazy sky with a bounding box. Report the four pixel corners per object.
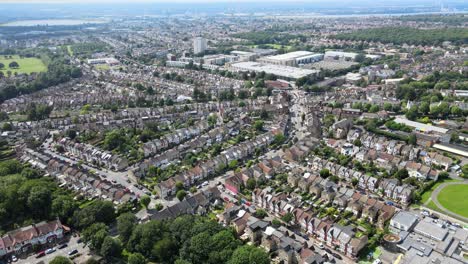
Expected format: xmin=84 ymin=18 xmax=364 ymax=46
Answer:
xmin=0 ymin=0 xmax=367 ymax=3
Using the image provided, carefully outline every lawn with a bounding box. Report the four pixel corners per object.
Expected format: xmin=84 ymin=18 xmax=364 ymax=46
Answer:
xmin=437 ymin=184 xmax=468 ymax=218
xmin=249 ymin=44 xmax=293 ymax=50
xmin=66 ymin=45 xmax=74 ymax=56
xmin=0 ymin=55 xmax=47 ymax=74
xmin=94 ymin=64 xmax=110 ymax=70
xmin=420 ymin=178 xmax=459 ymax=204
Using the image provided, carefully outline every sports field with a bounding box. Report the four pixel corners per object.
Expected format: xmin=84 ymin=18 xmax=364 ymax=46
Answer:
xmin=437 ymin=184 xmax=468 ymax=218
xmin=0 ymin=55 xmax=47 ymax=74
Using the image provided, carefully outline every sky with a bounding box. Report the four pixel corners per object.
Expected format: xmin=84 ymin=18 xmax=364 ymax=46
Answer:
xmin=0 ymin=0 xmax=426 ymax=3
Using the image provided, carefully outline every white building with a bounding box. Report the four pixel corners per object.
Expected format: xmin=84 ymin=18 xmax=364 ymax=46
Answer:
xmin=324 ymin=51 xmax=358 ymax=61
xmin=87 ymin=57 xmax=119 ymax=65
xmin=229 ymin=61 xmax=320 ymax=80
xmin=193 ymin=37 xmax=207 ymax=55
xmin=259 ymin=51 xmax=323 ymax=66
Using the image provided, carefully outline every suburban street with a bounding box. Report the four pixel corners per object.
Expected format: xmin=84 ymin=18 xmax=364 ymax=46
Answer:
xmin=15 ymin=236 xmax=89 ymax=264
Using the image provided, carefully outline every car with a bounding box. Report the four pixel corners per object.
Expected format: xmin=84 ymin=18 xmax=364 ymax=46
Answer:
xmin=324 ymin=248 xmax=332 ymax=254
xmin=77 ymin=238 xmax=82 ymax=243
xmin=45 ymin=248 xmax=56 ymax=254
xmin=372 ymin=259 xmax=382 ymax=264
xmin=332 ymin=253 xmax=342 ymax=260
xmin=58 ymin=243 xmax=68 ymax=249
xmin=36 ymin=251 xmax=46 ymax=258
xmin=318 ymin=243 xmax=324 ymax=249
xmin=11 ymin=255 xmax=18 ymax=262
xmin=68 ymin=249 xmax=78 ymax=256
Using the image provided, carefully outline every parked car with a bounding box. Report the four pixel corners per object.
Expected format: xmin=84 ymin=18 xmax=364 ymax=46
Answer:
xmin=36 ymin=251 xmax=46 ymax=258
xmin=45 ymin=248 xmax=56 ymax=254
xmin=11 ymin=255 xmax=18 ymax=262
xmin=58 ymin=243 xmax=68 ymax=249
xmin=332 ymin=253 xmax=342 ymax=260
xmin=77 ymin=238 xmax=82 ymax=243
xmin=68 ymin=249 xmax=78 ymax=256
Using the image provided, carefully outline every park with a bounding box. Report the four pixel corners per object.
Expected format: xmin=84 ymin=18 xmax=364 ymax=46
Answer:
xmin=437 ymin=183 xmax=468 ymax=218
xmin=0 ymin=55 xmax=47 ymax=75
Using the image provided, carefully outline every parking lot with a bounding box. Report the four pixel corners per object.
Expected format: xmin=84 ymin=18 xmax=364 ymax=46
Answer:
xmin=13 ymin=236 xmax=90 ymax=264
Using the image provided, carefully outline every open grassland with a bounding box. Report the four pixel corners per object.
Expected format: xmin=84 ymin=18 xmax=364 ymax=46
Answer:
xmin=0 ymin=55 xmax=47 ymax=74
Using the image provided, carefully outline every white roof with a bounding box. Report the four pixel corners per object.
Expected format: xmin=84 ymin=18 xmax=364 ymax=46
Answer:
xmin=265 ymin=226 xmax=276 ymax=236
xmin=230 ymin=61 xmax=319 ymax=80
xmin=237 ymin=209 xmax=246 ymax=218
xmin=394 ymin=117 xmax=448 ymax=134
xmin=264 ymin=51 xmax=314 ymax=61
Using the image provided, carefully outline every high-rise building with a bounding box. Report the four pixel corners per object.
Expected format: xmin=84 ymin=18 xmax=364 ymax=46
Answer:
xmin=193 ymin=37 xmax=207 ymax=55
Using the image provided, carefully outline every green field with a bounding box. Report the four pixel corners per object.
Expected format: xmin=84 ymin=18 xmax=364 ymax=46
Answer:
xmin=94 ymin=64 xmax=110 ymax=70
xmin=249 ymin=44 xmax=293 ymax=50
xmin=0 ymin=55 xmax=47 ymax=74
xmin=437 ymin=184 xmax=468 ymax=218
xmin=420 ymin=178 xmax=459 ymax=204
xmin=66 ymin=45 xmax=74 ymax=56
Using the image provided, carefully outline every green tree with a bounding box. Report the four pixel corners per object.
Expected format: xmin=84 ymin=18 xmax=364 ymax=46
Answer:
xmin=246 ymin=178 xmax=257 ymax=190
xmin=49 ymin=256 xmax=72 ymax=264
xmin=461 ymin=164 xmax=468 ymax=178
xmin=128 ymin=253 xmax=146 ymax=264
xmin=419 ymin=102 xmax=430 ymax=114
xmin=451 ymin=106 xmax=462 ymax=116
xmin=82 ymin=223 xmax=109 ymax=250
xmin=228 ymin=245 xmax=269 ymax=264
xmin=100 ymin=236 xmax=122 ymax=260
xmin=255 ymin=209 xmax=267 ymax=219
xmin=140 ymin=195 xmax=151 ymax=208
xmin=383 ymin=103 xmax=393 ymax=111
xmin=151 ymin=237 xmax=177 ymax=263
xmin=438 ymin=171 xmax=449 ymax=180
xmin=73 ymin=200 xmax=116 ymax=229
xmin=405 ymin=106 xmax=419 ymax=120
xmin=408 ymin=133 xmax=417 ymax=145
xmin=253 ymin=120 xmax=264 ymax=131
xmin=369 ymin=105 xmax=379 ymax=113
xmin=319 ymin=168 xmax=330 ymax=178
xmin=8 ymin=61 xmax=19 ymax=68
xmin=176 ymin=190 xmax=187 ymax=201
xmin=21 ymin=167 xmax=40 ymax=179
xmin=281 ymin=212 xmax=294 ymax=224
xmin=117 ymin=213 xmax=137 ymax=245
xmin=103 ymin=129 xmax=127 ymax=151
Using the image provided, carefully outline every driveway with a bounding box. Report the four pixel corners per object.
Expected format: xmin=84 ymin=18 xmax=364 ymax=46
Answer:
xmin=15 ymin=236 xmax=89 ymax=264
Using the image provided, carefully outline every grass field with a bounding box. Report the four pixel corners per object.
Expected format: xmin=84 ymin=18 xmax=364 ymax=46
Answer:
xmin=420 ymin=178 xmax=459 ymax=204
xmin=437 ymin=184 xmax=468 ymax=218
xmin=66 ymin=45 xmax=74 ymax=56
xmin=94 ymin=64 xmax=110 ymax=70
xmin=0 ymin=55 xmax=47 ymax=74
xmin=249 ymin=44 xmax=293 ymax=50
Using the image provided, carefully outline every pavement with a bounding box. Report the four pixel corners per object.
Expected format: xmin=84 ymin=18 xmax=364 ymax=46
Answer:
xmin=14 ymin=236 xmax=89 ymax=264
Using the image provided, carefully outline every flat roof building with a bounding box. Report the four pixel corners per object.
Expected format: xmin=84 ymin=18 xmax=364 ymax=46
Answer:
xmin=258 ymin=51 xmax=323 ymax=66
xmin=393 ymin=117 xmax=448 ymax=134
xmin=390 ymin=211 xmax=419 ymax=232
xmin=229 ymin=61 xmax=320 ymax=80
